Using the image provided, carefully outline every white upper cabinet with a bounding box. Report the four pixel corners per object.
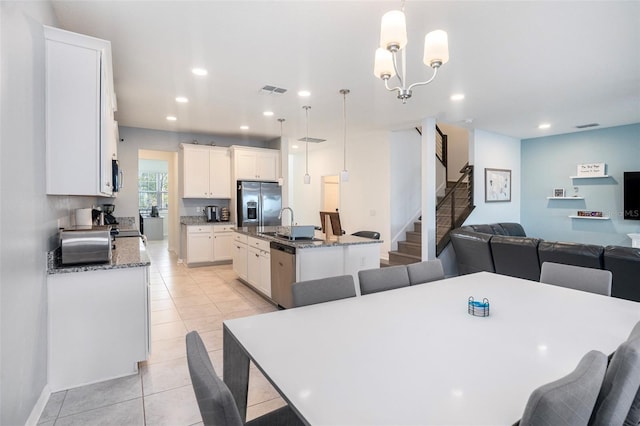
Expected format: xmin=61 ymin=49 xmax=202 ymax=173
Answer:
xmin=180 ymin=144 xmax=231 ymax=199
xmin=44 ymin=26 xmax=117 ymax=196
xmin=231 ymin=146 xmax=280 ymax=181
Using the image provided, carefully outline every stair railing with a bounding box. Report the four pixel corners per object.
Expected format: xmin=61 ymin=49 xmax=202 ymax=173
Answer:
xmin=435 ymin=163 xmax=474 ymax=255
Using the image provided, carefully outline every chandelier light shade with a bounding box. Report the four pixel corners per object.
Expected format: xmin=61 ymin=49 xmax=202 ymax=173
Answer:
xmin=373 ymin=4 xmax=449 ymax=103
xmin=424 ymin=30 xmax=449 ymax=67
xmin=380 ymin=10 xmax=407 ymax=51
xmin=374 ymin=48 xmax=396 ymax=79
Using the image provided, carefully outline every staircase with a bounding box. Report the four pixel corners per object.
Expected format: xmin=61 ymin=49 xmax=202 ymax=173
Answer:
xmin=387 ymin=165 xmax=475 ymax=266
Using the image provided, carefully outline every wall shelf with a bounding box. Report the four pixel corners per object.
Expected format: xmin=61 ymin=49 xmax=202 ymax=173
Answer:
xmin=568 ymin=215 xmax=610 ymax=220
xmin=546 ymin=196 xmax=585 ymax=200
xmin=569 ymin=175 xmax=609 ymax=179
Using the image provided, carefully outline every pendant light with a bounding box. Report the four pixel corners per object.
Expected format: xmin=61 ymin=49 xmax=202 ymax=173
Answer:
xmin=277 ymin=118 xmax=285 ymax=186
xmin=302 ymin=106 xmax=311 ymax=184
xmin=339 ymin=89 xmax=350 ymax=182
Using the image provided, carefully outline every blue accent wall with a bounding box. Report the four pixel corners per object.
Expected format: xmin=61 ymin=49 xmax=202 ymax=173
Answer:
xmin=521 ymin=123 xmax=640 ymax=246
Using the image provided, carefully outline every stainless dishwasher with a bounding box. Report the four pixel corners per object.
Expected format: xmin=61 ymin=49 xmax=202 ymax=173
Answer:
xmin=270 ymin=241 xmax=296 ymax=309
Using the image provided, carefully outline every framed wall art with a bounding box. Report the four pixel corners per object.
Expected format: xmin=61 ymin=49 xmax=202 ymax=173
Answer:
xmin=485 ymin=168 xmax=511 ymax=202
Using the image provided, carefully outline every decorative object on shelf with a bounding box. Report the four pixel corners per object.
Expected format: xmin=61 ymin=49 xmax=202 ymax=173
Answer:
xmin=576 ymin=162 xmax=606 ymax=178
xmin=468 ymin=297 xmax=490 ymax=317
xmin=339 ymin=89 xmax=350 ymax=182
xmin=373 ymin=2 xmax=449 ymax=103
xmin=577 ymin=210 xmax=603 ymax=217
xmin=554 ymin=188 xmax=566 ymax=197
xmin=573 ymin=186 xmax=580 ymax=197
xmin=302 ymin=106 xmax=311 ymax=185
xmin=485 ymin=168 xmax=511 ymax=202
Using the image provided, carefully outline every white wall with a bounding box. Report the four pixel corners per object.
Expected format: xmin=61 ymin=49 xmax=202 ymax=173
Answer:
xmin=289 ymin=130 xmax=391 ymax=259
xmin=465 ymin=129 xmax=522 ymax=224
xmin=389 ymin=129 xmax=421 ymax=250
xmin=0 ymin=3 xmax=98 ymax=424
xmin=439 ymin=122 xmax=470 ymax=182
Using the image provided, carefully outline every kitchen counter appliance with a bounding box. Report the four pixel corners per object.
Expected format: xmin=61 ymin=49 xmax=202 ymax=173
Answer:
xmin=60 ymin=226 xmax=112 ymax=265
xmin=270 ymin=241 xmax=296 ymax=308
xmin=206 ymin=205 xmax=220 ymax=222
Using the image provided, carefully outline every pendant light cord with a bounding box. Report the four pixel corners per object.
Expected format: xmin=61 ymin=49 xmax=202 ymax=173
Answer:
xmin=341 ymin=90 xmax=349 ymax=171
xmin=303 ymin=106 xmax=310 ymax=175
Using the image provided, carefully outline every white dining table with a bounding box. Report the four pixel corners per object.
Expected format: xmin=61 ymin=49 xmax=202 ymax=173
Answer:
xmin=222 ymin=272 xmax=640 ymax=425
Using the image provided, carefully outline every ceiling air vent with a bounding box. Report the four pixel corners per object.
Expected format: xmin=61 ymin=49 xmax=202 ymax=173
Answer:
xmin=576 ymin=123 xmax=600 ymax=129
xmin=298 ymin=137 xmax=326 ymax=143
xmin=261 ymin=85 xmax=287 ymax=94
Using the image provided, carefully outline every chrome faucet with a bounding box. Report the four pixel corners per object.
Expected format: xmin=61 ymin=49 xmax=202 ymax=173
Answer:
xmin=278 ymin=207 xmax=294 ymax=228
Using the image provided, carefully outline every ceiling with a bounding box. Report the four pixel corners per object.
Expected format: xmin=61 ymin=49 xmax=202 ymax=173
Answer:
xmin=50 ymin=1 xmax=640 ymax=146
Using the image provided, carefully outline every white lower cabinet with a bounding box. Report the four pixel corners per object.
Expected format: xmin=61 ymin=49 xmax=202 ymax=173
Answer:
xmin=247 ymin=246 xmax=271 ymax=297
xmin=184 ymin=224 xmax=234 ymax=265
xmin=232 ymin=236 xmax=248 ymax=281
xmin=186 ymin=227 xmax=214 ymax=264
xmin=233 ymin=233 xmax=271 ymax=296
xmin=48 ymin=266 xmax=150 ymax=391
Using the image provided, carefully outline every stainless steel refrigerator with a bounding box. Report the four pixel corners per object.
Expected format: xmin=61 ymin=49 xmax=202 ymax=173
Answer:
xmin=236 ymin=181 xmax=282 ymax=226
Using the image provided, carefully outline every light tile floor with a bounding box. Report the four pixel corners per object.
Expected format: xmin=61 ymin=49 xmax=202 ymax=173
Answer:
xmin=38 ymin=240 xmax=283 ymax=425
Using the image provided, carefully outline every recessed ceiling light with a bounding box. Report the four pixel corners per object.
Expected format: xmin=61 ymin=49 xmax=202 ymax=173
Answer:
xmin=240 ymin=125 xmax=249 ymax=130
xmin=450 ymin=93 xmax=465 ymax=101
xmin=298 ymin=90 xmax=311 ymax=97
xmin=175 ymin=96 xmax=189 ymax=103
xmin=166 ymin=116 xmax=177 ymax=121
xmin=263 ymin=111 xmax=274 ymax=117
xmin=291 ymin=145 xmax=299 ymax=149
xmin=191 ymin=68 xmax=208 ymax=76
xmin=538 ymin=123 xmax=551 ymax=129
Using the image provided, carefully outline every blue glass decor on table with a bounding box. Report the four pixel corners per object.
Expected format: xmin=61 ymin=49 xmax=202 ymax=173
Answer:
xmin=468 ymin=296 xmax=490 ymax=317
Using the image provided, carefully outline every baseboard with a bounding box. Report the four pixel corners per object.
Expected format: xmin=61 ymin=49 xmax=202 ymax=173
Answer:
xmin=25 ymin=384 xmax=51 ymax=426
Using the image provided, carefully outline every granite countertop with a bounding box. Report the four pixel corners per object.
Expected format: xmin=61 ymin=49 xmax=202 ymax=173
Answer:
xmin=234 ymin=226 xmax=383 ymax=249
xmin=47 ymin=237 xmax=150 ymax=274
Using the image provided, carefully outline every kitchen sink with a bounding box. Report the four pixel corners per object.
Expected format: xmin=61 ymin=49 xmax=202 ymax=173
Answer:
xmin=260 ymin=231 xmax=321 ymax=242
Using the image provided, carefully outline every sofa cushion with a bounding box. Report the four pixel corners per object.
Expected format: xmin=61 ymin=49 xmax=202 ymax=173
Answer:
xmin=538 ymin=241 xmax=604 ymax=269
xmin=499 ymin=222 xmax=527 ymax=237
xmin=490 ymin=236 xmax=542 ymax=281
xmin=604 ymin=246 xmax=640 ymax=302
xmin=449 ymin=229 xmax=495 ymax=274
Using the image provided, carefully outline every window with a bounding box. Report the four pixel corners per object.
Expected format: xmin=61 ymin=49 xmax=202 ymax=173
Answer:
xmin=139 ymin=171 xmax=168 ymax=213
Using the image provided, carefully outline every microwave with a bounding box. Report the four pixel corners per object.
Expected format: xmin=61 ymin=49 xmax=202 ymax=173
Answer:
xmin=112 ymin=159 xmax=122 ymax=192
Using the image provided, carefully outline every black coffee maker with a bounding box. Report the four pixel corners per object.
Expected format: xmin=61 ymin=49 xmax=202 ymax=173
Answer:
xmin=102 ymin=204 xmax=118 ymax=225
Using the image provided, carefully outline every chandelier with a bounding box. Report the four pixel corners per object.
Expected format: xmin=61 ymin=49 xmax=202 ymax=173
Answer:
xmin=373 ymin=3 xmax=449 ymax=103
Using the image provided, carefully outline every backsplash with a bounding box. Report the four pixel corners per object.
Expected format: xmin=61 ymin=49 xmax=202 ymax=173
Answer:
xmin=116 ymin=217 xmax=136 ymax=228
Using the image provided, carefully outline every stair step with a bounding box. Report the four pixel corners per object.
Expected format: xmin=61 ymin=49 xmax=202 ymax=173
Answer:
xmin=406 ymin=231 xmax=421 ymax=243
xmin=413 ymin=222 xmax=421 ymax=233
xmin=388 ymin=251 xmax=421 ymax=265
xmin=398 ymin=241 xmax=421 ymax=257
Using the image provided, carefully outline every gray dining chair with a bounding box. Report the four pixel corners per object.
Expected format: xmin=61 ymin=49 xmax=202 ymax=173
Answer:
xmin=589 ymin=321 xmax=640 ymax=426
xmin=291 ymin=275 xmax=356 ymax=307
xmin=519 ymin=350 xmax=607 ymax=426
xmin=358 ymin=265 xmax=410 ymax=295
xmin=539 ymin=262 xmax=612 ymax=296
xmin=186 ymin=331 xmax=303 ymax=426
xmin=406 ymin=260 xmax=445 ymax=285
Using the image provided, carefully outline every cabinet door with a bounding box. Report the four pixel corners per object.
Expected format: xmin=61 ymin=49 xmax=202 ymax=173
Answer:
xmin=247 ymin=247 xmax=261 ymax=287
xmin=46 ymin=39 xmax=102 ymax=196
xmin=256 ymin=152 xmax=278 ymax=181
xmin=183 ymin=146 xmax=211 ymax=198
xmin=187 ymin=231 xmax=214 ymax=264
xmin=232 ymin=242 xmax=248 ymax=280
xmin=235 ymin=151 xmax=257 ymax=180
xmin=213 ymin=232 xmax=233 ymax=261
xmin=259 ymin=251 xmax=271 ymax=297
xmin=209 ymin=149 xmax=231 ymax=198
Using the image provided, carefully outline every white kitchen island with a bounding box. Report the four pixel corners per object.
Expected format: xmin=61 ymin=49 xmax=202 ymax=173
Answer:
xmin=233 ymin=227 xmax=382 ymax=307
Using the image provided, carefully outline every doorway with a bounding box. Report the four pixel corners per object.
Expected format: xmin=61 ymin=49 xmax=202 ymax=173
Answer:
xmin=322 ymin=175 xmax=340 ymax=212
xmin=138 ymin=150 xmax=178 ymax=252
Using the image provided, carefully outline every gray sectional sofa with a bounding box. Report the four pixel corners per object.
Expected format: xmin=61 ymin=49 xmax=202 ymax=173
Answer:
xmin=449 ymin=223 xmax=640 ymax=302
